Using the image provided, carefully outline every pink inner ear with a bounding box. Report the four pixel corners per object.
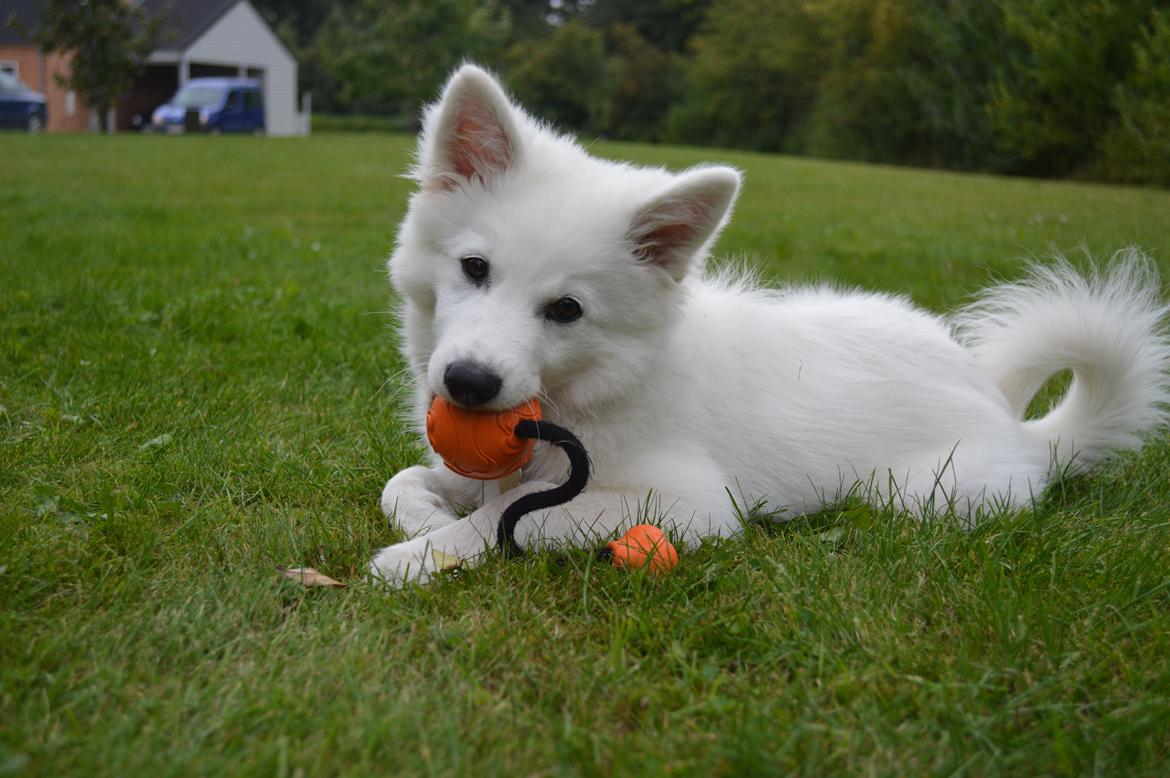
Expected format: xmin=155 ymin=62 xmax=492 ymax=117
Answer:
xmin=637 ymin=221 xmax=699 ymax=263
xmin=633 ymin=197 xmax=711 ymax=265
xmin=449 ymin=101 xmax=512 ymax=186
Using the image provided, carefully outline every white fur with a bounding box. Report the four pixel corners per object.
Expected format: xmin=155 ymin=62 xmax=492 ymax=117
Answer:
xmin=370 ymin=65 xmax=1170 ymax=587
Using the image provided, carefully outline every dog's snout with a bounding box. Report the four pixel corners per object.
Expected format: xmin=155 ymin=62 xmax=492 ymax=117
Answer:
xmin=443 ymin=360 xmax=503 ymax=407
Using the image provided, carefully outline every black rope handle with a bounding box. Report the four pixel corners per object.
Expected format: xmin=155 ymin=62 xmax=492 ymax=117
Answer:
xmin=496 ymin=420 xmax=590 ymax=558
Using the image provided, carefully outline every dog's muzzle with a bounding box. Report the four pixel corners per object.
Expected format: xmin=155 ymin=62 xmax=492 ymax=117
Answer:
xmin=443 ymin=359 xmax=503 ymax=407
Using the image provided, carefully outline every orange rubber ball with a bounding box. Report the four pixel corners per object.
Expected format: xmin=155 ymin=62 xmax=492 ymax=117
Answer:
xmin=426 ymin=395 xmax=542 ymax=480
xmin=605 ymin=524 xmax=680 ymax=574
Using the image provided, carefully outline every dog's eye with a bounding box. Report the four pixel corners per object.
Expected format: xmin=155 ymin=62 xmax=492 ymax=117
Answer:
xmin=461 ymin=255 xmax=489 ymax=286
xmin=545 ymin=296 xmax=583 ymax=324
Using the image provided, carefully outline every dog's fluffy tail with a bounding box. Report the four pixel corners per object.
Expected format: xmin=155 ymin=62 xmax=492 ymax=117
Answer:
xmin=954 ymin=250 xmax=1170 ymax=476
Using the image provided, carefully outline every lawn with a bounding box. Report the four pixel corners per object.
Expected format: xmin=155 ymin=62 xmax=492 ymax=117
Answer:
xmin=2 ymin=133 xmax=1170 ymax=776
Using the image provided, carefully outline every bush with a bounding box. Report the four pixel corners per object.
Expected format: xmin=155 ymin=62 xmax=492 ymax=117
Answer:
xmin=504 ymin=22 xmax=612 ymax=135
xmin=666 ymin=0 xmax=824 ymax=152
xmin=603 ymin=24 xmax=679 ymax=142
xmin=311 ymin=114 xmax=412 ymax=134
xmin=1097 ymin=9 xmax=1170 ymax=186
xmin=986 ymin=0 xmax=1157 ymax=178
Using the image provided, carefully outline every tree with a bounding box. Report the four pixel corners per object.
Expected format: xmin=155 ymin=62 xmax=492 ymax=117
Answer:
xmin=667 ymin=0 xmax=826 ymax=152
xmin=505 ymin=21 xmax=611 ymax=134
xmin=799 ymin=0 xmax=923 ymax=164
xmin=580 ymin=0 xmax=714 ymax=53
xmin=311 ymin=0 xmax=511 ymax=119
xmin=895 ymin=0 xmax=1016 ymax=171
xmin=1098 ymin=8 xmax=1170 ymax=185
xmin=604 ymin=23 xmax=678 ymax=141
xmin=27 ymin=0 xmax=164 ymax=133
xmin=251 ymin=0 xmax=349 ymax=47
xmin=987 ymin=0 xmax=1159 ymax=176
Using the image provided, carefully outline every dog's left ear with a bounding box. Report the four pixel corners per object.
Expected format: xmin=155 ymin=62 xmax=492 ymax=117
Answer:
xmin=629 ymin=166 xmax=741 ymax=282
xmin=418 ymin=64 xmax=522 ymax=191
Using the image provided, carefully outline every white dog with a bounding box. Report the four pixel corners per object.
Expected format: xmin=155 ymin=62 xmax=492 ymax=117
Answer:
xmin=370 ymin=64 xmax=1170 ymax=586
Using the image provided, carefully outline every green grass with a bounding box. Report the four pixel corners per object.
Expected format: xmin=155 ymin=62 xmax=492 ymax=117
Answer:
xmin=2 ymin=133 xmax=1170 ymax=776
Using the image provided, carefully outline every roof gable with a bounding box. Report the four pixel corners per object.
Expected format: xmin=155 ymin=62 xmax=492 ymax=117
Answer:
xmin=139 ymin=0 xmax=241 ymax=52
xmin=2 ymin=0 xmax=295 ymax=62
xmin=0 ymin=0 xmax=43 ymax=45
xmin=1 ymin=0 xmax=240 ymax=49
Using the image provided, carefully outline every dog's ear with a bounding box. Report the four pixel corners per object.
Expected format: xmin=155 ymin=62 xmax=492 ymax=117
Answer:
xmin=418 ymin=64 xmax=521 ymax=191
xmin=629 ymin=166 xmax=741 ymax=282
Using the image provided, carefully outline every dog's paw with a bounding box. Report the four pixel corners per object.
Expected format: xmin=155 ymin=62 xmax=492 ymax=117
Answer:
xmin=368 ymin=479 xmax=563 ymax=589
xmin=380 ymin=467 xmax=458 ymax=537
xmin=368 ymin=543 xmax=438 ymax=588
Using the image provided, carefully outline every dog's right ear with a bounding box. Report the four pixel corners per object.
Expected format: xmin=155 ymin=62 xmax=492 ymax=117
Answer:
xmin=629 ymin=166 xmax=741 ymax=282
xmin=417 ymin=64 xmax=521 ymax=192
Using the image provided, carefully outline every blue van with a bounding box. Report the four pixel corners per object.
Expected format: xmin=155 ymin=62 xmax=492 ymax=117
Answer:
xmin=150 ymin=78 xmax=264 ymax=134
xmin=0 ymin=72 xmax=47 ymax=132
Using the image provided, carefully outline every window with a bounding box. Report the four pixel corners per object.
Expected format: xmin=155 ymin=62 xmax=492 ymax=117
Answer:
xmin=0 ymin=71 xmax=19 ymax=95
xmin=0 ymin=61 xmax=16 ymax=77
xmin=173 ymin=84 xmax=224 ymax=109
xmin=243 ymin=90 xmax=262 ymax=111
xmin=66 ymin=91 xmax=75 ymax=116
xmin=224 ymin=90 xmax=241 ymax=111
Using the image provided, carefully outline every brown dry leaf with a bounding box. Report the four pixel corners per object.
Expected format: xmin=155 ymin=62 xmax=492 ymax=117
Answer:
xmin=431 ymin=549 xmax=463 ymax=572
xmin=278 ymin=566 xmax=347 ymax=588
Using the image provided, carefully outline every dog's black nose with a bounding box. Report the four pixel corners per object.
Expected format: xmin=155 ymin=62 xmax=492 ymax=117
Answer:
xmin=444 ymin=360 xmax=503 ymax=407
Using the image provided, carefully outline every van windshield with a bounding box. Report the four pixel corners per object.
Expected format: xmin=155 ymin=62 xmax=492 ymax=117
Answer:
xmin=172 ymin=85 xmax=223 ymax=108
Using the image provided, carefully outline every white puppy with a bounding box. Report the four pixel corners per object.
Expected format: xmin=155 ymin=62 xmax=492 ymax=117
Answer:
xmin=370 ymin=64 xmax=1170 ymax=586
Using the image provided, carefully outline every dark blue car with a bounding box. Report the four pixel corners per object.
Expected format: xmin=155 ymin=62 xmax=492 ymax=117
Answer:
xmin=150 ymin=78 xmax=264 ymax=135
xmin=0 ymin=72 xmax=47 ymax=132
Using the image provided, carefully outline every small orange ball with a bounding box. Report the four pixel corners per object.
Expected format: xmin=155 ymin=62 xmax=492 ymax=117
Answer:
xmin=605 ymin=524 xmax=679 ymax=574
xmin=426 ymin=395 xmax=542 ymax=480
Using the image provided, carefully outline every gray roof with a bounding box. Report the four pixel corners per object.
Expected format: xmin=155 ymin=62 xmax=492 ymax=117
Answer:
xmin=0 ymin=0 xmax=42 ymax=45
xmin=139 ymin=0 xmax=241 ymax=52
xmin=1 ymin=0 xmax=245 ymax=51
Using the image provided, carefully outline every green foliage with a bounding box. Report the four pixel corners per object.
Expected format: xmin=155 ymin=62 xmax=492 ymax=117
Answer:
xmin=1098 ymin=8 xmax=1170 ymax=185
xmin=251 ymin=0 xmax=342 ymax=45
xmin=241 ymin=0 xmax=1170 ymax=184
xmin=309 ymin=0 xmax=511 ymax=120
xmin=663 ymin=0 xmax=1170 ymax=184
xmin=895 ymin=0 xmax=1015 ymax=171
xmin=505 ymin=21 xmax=611 ymax=134
xmin=988 ymin=0 xmax=1159 ymax=177
xmin=3 ymin=133 xmax=1170 ymax=774
xmin=579 ymin=0 xmax=714 ymax=53
xmin=799 ymin=0 xmax=923 ymax=163
xmin=25 ymin=0 xmax=162 ymax=132
xmin=311 ymin=113 xmax=412 ymax=133
xmin=667 ymin=0 xmax=824 ymax=152
xmin=603 ymin=24 xmax=680 ymax=141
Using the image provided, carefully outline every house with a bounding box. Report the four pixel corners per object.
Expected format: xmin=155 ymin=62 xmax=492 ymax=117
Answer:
xmin=0 ymin=0 xmax=88 ymax=131
xmin=0 ymin=0 xmax=309 ymax=135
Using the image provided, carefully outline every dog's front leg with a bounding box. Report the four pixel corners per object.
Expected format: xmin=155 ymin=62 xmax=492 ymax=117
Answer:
xmin=379 ymin=464 xmax=481 ymax=538
xmin=370 ymin=480 xmax=558 ymax=587
xmin=368 ymin=484 xmax=725 ymax=588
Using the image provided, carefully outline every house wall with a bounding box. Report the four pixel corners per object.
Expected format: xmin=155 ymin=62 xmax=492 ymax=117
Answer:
xmin=183 ymin=0 xmax=304 ymax=136
xmin=0 ymin=44 xmax=41 ymax=87
xmin=0 ymin=45 xmax=91 ymax=132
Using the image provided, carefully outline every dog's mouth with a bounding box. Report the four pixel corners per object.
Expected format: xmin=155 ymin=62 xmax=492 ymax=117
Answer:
xmin=426 ymin=353 xmax=545 ymax=413
xmin=429 ymin=387 xmax=528 ymax=414
xmin=429 ymin=387 xmax=544 ymax=416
